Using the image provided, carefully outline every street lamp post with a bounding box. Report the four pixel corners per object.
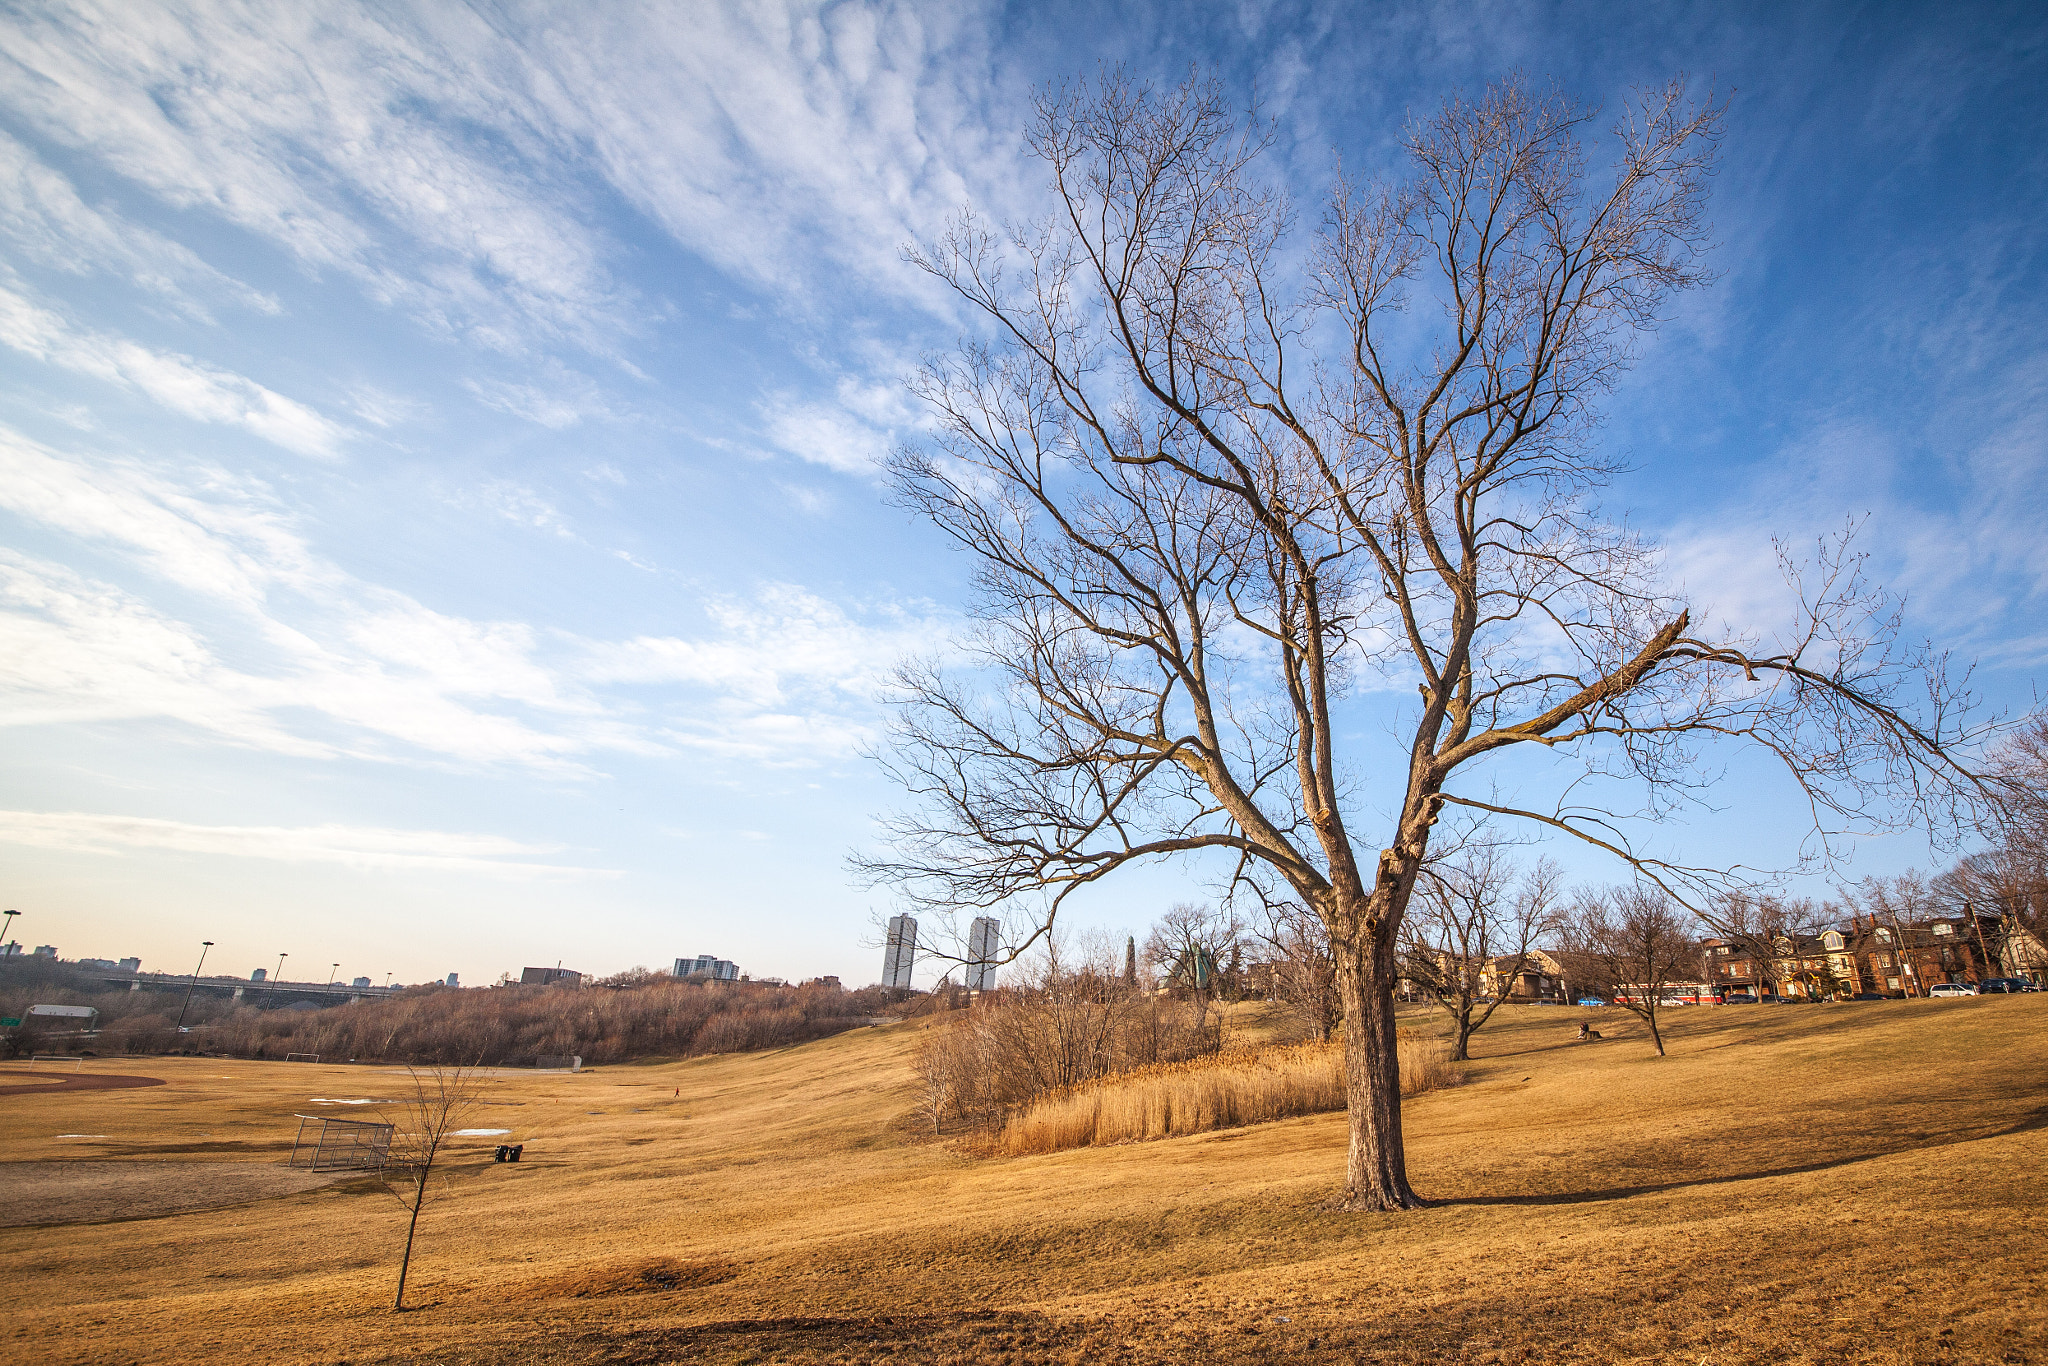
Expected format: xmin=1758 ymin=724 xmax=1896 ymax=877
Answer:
xmin=173 ymin=941 xmax=215 ymax=1036
xmin=327 ymin=963 xmax=340 ymax=989
xmin=269 ymin=952 xmax=288 ymax=1005
xmin=2 ymin=909 xmax=18 ymax=957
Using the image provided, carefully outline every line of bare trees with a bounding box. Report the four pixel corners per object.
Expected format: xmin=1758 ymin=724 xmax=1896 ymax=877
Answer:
xmin=0 ymin=968 xmax=909 ymax=1065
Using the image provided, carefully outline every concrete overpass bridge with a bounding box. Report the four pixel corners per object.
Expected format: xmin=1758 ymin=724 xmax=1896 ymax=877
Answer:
xmin=103 ymin=972 xmax=401 ymax=1009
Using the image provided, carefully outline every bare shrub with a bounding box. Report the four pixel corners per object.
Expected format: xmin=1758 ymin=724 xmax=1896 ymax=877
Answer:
xmin=912 ymin=952 xmax=1219 ymax=1134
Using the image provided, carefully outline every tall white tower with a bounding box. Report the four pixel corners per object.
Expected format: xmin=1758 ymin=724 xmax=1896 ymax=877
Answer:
xmin=965 ymin=916 xmax=1000 ymax=991
xmin=883 ymin=914 xmax=918 ymax=989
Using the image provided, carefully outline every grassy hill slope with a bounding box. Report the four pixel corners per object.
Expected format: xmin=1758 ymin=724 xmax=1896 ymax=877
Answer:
xmin=1 ymin=998 xmax=2042 ymax=1364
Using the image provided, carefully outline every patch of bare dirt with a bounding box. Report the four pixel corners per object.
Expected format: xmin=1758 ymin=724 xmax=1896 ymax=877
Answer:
xmin=512 ymin=1257 xmax=741 ymax=1300
xmin=0 ymin=1160 xmax=347 ymax=1227
xmin=0 ymin=1069 xmax=165 ymax=1097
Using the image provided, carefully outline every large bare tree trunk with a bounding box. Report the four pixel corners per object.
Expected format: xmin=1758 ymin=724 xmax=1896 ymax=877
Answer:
xmin=1335 ymin=898 xmax=1423 ymax=1210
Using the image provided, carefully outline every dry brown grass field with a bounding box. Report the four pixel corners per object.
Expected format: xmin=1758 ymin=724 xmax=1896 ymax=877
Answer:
xmin=2 ymin=996 xmax=2043 ymax=1366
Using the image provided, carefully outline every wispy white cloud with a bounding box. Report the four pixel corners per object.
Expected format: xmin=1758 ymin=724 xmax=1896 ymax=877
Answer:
xmin=0 ymin=284 xmax=347 ymax=457
xmin=0 ymin=548 xmax=326 ymax=754
xmin=0 ymin=426 xmax=946 ymax=770
xmin=759 ymin=395 xmax=889 ymax=474
xmin=0 ymin=809 xmax=614 ymax=878
xmin=473 ymin=482 xmax=575 ymax=538
xmin=520 ymin=1 xmax=1021 ymax=310
xmin=464 ymin=377 xmax=588 ymax=430
xmin=0 ymin=3 xmax=1035 ymax=356
xmin=0 ymin=128 xmax=279 ymax=319
xmin=584 ymin=582 xmax=934 ymax=705
xmin=0 ymin=2 xmax=639 ymax=356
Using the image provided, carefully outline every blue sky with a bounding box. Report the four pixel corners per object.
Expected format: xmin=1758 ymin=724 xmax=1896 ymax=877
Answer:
xmin=0 ymin=1 xmax=2042 ymax=987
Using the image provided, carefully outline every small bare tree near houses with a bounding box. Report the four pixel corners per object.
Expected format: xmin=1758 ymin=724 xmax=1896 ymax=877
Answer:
xmin=1709 ymin=892 xmax=1830 ymax=998
xmin=1565 ymin=887 xmax=1695 ymax=1055
xmin=1946 ymin=712 xmax=2048 ymax=973
xmin=858 ymin=71 xmax=1993 ymax=1210
xmin=1143 ymin=902 xmax=1245 ymax=1012
xmin=1401 ymin=849 xmax=1563 ymax=1060
xmin=384 ymin=1063 xmax=487 ymax=1311
xmin=1251 ymin=897 xmax=1342 ymax=1042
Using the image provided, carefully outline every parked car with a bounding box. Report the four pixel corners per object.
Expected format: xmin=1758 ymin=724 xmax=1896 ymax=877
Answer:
xmin=1977 ymin=978 xmax=2038 ymax=994
xmin=1656 ymin=997 xmax=1691 ymax=1007
xmin=1575 ymin=997 xmax=1607 ymax=1007
xmin=1722 ymin=994 xmax=1758 ymax=1004
xmin=1847 ymin=992 xmax=1890 ymax=1002
xmin=1927 ymin=982 xmax=1977 ymax=998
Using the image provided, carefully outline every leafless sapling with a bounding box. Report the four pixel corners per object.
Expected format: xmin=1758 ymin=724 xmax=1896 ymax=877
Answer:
xmin=1401 ymin=850 xmax=1563 ymax=1060
xmin=383 ymin=1062 xmax=487 ymax=1311
xmin=1565 ymin=887 xmax=1695 ymax=1055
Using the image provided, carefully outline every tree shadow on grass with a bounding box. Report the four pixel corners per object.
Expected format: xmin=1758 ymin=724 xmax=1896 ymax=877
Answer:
xmin=1435 ymin=1101 xmax=2048 ymax=1208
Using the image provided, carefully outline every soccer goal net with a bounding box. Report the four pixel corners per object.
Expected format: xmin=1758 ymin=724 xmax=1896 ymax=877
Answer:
xmin=289 ymin=1114 xmax=394 ymax=1171
xmin=284 ymin=1052 xmax=320 ymax=1063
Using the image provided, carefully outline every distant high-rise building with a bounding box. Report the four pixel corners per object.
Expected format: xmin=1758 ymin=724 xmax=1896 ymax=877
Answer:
xmin=32 ymin=945 xmax=56 ymax=958
xmin=1124 ymin=935 xmax=1137 ymax=985
xmin=966 ymin=916 xmax=1000 ymax=991
xmin=520 ymin=966 xmax=583 ymax=986
xmin=250 ymin=968 xmax=267 ymax=982
xmin=352 ymin=976 xmax=372 ymax=988
xmin=883 ymin=915 xmax=918 ymax=989
xmin=118 ymin=957 xmax=141 ymax=973
xmin=445 ymin=972 xmax=459 ymax=987
xmin=673 ymin=955 xmax=739 ymax=980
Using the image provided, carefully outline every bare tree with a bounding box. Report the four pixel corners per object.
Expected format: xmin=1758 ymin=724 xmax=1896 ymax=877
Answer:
xmin=1251 ymin=897 xmax=1342 ymax=1042
xmin=1709 ymin=892 xmax=1830 ymax=999
xmin=1401 ymin=850 xmax=1563 ymax=1060
xmin=384 ymin=1063 xmax=486 ymax=1311
xmin=858 ymin=71 xmax=1991 ymax=1209
xmin=1944 ymin=712 xmax=2048 ymax=975
xmin=1566 ymin=887 xmax=1694 ymax=1055
xmin=1143 ymin=902 xmax=1243 ymax=1001
xmin=1838 ymin=870 xmax=1943 ymax=997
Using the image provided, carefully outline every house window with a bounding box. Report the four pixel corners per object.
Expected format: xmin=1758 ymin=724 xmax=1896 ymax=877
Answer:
xmin=1933 ymin=923 xmax=1953 ymax=937
xmin=1823 ymin=931 xmax=1844 ymax=950
xmin=1877 ymin=928 xmax=1892 ymax=942
xmin=1886 ymin=977 xmax=1900 ymax=990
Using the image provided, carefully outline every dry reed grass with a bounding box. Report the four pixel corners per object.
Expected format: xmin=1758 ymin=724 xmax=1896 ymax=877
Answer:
xmin=997 ymin=1034 xmax=1457 ymax=1155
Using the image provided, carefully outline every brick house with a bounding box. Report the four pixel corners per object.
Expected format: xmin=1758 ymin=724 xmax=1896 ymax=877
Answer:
xmin=1701 ymin=914 xmax=2004 ymax=999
